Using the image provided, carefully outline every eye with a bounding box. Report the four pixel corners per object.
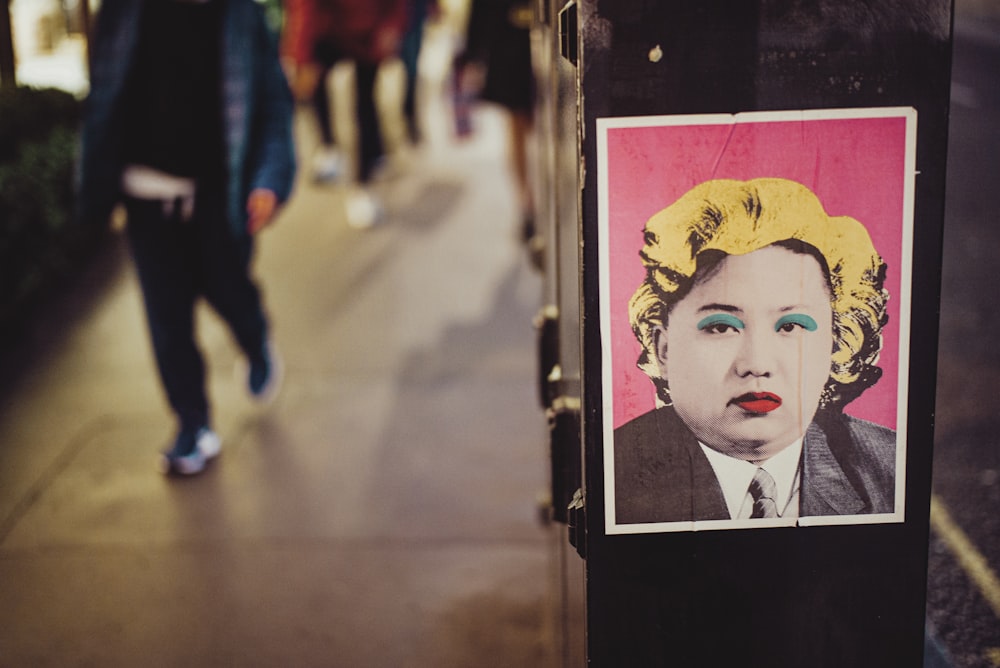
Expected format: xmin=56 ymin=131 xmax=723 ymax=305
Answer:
xmin=774 ymin=314 xmax=818 ymax=333
xmin=697 ymin=313 xmax=745 ymax=334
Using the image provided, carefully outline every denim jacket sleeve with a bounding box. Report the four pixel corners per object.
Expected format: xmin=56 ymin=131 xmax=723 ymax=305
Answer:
xmin=223 ymin=0 xmax=297 ymax=237
xmin=75 ymin=0 xmax=140 ymax=227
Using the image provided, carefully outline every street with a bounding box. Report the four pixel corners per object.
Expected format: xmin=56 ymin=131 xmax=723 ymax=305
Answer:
xmin=925 ymin=8 xmax=1000 ymax=668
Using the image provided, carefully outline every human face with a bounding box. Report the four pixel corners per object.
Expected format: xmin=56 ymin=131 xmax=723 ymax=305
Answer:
xmin=655 ymin=245 xmax=834 ymax=463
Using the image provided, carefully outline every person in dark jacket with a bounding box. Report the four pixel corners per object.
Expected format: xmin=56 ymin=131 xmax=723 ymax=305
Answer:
xmin=399 ymin=0 xmax=438 ymax=144
xmin=613 ymin=178 xmax=897 ymax=526
xmin=78 ymin=0 xmax=297 ymax=475
xmin=460 ymin=0 xmax=535 ymax=243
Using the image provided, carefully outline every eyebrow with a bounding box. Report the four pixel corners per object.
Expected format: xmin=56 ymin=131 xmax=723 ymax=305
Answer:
xmin=695 ymin=303 xmax=816 ymax=314
xmin=696 ymin=303 xmax=741 ymax=313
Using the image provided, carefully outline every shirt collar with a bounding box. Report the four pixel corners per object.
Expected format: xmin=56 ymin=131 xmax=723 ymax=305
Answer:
xmin=699 ymin=437 xmax=804 ymax=519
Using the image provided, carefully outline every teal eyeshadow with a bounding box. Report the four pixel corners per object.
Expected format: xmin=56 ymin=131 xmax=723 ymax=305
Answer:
xmin=774 ymin=314 xmax=818 ymax=331
xmin=697 ymin=313 xmax=745 ymax=331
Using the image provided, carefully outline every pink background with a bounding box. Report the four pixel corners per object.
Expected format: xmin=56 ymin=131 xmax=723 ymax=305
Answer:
xmin=604 ymin=115 xmax=909 ymax=430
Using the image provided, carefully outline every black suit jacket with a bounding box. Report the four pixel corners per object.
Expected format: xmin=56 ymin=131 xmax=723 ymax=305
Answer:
xmin=613 ymin=406 xmax=897 ymax=524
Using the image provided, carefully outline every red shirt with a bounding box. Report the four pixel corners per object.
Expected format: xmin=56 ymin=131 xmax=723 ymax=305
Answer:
xmin=282 ymin=0 xmax=409 ymax=65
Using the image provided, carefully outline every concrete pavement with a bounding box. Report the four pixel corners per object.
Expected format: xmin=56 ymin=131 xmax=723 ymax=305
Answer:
xmin=0 ymin=59 xmax=566 ymax=665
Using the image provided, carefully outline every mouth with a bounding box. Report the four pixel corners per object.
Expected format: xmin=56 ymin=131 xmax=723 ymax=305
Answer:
xmin=732 ymin=392 xmax=782 ymax=414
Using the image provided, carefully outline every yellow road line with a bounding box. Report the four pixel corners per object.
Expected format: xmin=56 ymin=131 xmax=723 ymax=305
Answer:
xmin=930 ymin=493 xmax=1000 ymax=619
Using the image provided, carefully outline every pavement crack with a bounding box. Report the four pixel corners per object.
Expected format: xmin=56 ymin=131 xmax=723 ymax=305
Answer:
xmin=0 ymin=415 xmax=115 ymax=546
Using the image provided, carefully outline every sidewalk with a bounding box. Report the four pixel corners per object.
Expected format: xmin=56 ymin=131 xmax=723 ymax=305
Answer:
xmin=0 ymin=48 xmax=562 ymax=665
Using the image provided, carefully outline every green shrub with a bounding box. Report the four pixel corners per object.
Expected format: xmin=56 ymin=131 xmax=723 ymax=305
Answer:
xmin=0 ymin=87 xmax=80 ymax=162
xmin=0 ymin=87 xmax=102 ymax=329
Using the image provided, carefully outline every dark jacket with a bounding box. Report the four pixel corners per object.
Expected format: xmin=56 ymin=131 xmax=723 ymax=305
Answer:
xmin=613 ymin=405 xmax=897 ymax=525
xmin=78 ymin=0 xmax=296 ymax=240
xmin=462 ymin=0 xmax=533 ymax=112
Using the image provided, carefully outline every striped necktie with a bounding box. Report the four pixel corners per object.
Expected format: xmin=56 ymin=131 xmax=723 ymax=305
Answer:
xmin=748 ymin=468 xmax=779 ymax=518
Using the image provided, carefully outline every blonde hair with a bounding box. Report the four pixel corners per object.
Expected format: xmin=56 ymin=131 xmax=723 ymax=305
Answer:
xmin=629 ymin=178 xmax=888 ymax=408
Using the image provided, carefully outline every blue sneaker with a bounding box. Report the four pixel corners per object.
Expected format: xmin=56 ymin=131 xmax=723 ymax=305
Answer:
xmin=159 ymin=427 xmax=221 ymax=476
xmin=247 ymin=342 xmax=282 ymax=404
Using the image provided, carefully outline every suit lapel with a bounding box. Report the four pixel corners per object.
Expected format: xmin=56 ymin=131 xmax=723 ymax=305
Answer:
xmin=801 ymin=422 xmax=866 ymax=516
xmin=640 ymin=408 xmax=730 ymax=522
xmin=687 ymin=440 xmax=731 ymax=520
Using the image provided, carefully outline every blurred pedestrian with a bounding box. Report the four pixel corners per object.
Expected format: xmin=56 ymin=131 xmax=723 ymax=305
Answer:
xmin=460 ymin=0 xmax=536 ymax=244
xmin=282 ymin=0 xmax=408 ymax=228
xmin=399 ymin=0 xmax=439 ymax=145
xmin=77 ymin=0 xmax=297 ymax=475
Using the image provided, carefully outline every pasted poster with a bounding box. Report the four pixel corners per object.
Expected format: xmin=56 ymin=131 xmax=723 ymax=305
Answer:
xmin=598 ymin=108 xmax=915 ymax=534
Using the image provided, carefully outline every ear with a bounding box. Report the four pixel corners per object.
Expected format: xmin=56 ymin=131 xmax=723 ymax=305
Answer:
xmin=652 ymin=324 xmax=669 ymax=376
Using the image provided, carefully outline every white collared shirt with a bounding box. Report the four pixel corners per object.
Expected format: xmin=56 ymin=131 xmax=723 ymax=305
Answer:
xmin=699 ymin=438 xmax=803 ymax=519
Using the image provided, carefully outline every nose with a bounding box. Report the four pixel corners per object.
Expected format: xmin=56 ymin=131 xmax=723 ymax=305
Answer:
xmin=733 ymin=328 xmax=775 ymax=378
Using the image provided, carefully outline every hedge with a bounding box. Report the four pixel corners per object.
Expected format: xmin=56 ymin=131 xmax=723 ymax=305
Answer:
xmin=0 ymin=86 xmax=104 ymax=331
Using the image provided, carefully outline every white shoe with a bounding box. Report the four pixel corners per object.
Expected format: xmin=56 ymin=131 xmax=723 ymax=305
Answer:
xmin=311 ymin=147 xmax=344 ymax=183
xmin=345 ymin=189 xmax=384 ymax=229
xmin=159 ymin=428 xmax=221 ymax=476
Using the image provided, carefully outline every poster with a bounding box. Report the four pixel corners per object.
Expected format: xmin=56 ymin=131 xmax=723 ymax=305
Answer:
xmin=598 ymin=108 xmax=915 ymax=534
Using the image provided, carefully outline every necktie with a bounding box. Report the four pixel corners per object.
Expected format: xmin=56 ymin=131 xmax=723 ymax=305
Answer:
xmin=748 ymin=468 xmax=779 ymax=518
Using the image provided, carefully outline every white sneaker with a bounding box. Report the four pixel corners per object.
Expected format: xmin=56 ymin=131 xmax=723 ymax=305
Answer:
xmin=159 ymin=427 xmax=221 ymax=476
xmin=311 ymin=147 xmax=344 ymax=183
xmin=345 ymin=188 xmax=384 ymax=229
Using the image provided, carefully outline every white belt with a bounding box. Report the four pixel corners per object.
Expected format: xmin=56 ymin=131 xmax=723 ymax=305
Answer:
xmin=121 ymin=164 xmax=197 ymax=221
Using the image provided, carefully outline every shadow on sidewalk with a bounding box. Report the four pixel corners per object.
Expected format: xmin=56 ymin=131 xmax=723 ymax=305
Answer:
xmin=0 ymin=233 xmax=129 ymax=405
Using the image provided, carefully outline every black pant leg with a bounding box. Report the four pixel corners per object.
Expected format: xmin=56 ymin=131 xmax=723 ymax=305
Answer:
xmin=125 ymin=198 xmax=209 ymax=432
xmin=311 ymin=40 xmax=342 ymax=148
xmin=311 ymin=64 xmax=336 ymax=147
xmin=194 ymin=191 xmax=269 ymax=367
xmin=355 ymin=60 xmax=384 ymax=183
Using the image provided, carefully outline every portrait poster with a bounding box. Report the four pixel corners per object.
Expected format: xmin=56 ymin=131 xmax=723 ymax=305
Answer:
xmin=598 ymin=108 xmax=915 ymax=534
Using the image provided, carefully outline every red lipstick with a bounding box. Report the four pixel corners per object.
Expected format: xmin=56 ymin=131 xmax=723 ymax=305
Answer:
xmin=733 ymin=392 xmax=782 ymax=414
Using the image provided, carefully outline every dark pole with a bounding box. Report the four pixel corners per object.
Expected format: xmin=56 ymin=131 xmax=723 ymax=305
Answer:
xmin=79 ymin=0 xmax=91 ymax=69
xmin=0 ymin=0 xmax=16 ymax=90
